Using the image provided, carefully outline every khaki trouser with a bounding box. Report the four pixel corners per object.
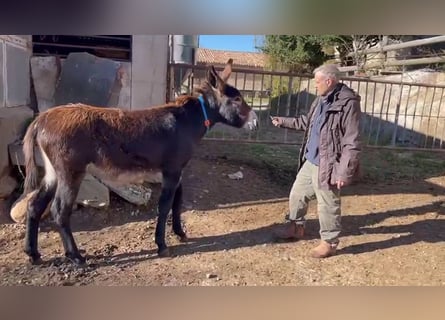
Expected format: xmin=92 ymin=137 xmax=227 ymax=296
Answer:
xmin=288 ymin=160 xmax=341 ymax=243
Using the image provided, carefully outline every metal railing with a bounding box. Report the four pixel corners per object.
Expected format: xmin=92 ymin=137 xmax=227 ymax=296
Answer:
xmin=168 ymin=63 xmax=445 ymax=150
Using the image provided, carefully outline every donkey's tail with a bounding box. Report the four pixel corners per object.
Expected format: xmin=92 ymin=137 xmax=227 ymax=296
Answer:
xmin=23 ymin=118 xmax=40 ymax=194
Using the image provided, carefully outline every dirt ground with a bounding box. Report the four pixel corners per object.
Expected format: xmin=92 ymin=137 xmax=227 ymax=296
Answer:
xmin=0 ymin=141 xmax=444 ymax=286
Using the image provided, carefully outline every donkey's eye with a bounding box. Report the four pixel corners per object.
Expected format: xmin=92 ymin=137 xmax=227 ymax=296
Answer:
xmin=233 ymin=97 xmax=242 ymax=103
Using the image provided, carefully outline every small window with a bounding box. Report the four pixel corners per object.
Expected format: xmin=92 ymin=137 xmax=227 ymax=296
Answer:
xmin=32 ymin=35 xmax=132 ymax=62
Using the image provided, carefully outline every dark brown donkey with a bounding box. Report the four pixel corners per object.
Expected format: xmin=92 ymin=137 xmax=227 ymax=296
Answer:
xmin=22 ymin=59 xmax=258 ymax=266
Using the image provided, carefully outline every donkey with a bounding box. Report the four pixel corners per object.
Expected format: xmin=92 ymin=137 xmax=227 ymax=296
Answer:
xmin=22 ymin=59 xmax=258 ymax=266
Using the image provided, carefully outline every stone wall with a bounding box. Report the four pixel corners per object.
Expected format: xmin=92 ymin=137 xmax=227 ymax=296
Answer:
xmin=1 ymin=35 xmax=170 ymax=222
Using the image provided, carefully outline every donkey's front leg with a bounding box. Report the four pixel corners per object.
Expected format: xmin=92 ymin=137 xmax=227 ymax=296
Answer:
xmin=155 ymin=171 xmax=181 ymax=257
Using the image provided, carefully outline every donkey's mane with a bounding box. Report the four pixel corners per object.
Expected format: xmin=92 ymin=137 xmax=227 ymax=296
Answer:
xmin=172 ymin=94 xmax=195 ymax=107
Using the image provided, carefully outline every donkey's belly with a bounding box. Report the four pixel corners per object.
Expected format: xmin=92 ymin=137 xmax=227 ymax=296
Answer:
xmin=86 ymin=164 xmax=162 ymax=186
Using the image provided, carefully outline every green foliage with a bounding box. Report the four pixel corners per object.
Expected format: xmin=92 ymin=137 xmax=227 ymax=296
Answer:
xmin=261 ymin=35 xmax=330 ymax=73
xmin=260 ymin=35 xmax=383 ymax=72
xmin=260 ymin=35 xmax=445 ymax=74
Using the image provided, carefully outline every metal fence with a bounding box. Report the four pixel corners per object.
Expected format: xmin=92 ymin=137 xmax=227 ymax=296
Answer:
xmin=168 ymin=63 xmax=445 ymax=150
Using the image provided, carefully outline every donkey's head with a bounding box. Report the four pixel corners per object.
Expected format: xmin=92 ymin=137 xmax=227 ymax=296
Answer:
xmin=204 ymin=59 xmax=258 ymax=130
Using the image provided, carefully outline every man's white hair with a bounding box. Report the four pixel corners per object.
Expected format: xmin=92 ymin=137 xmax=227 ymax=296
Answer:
xmin=313 ymin=64 xmax=341 ymax=81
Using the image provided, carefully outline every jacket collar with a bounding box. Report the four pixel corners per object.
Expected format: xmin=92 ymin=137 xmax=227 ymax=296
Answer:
xmin=326 ymin=83 xmax=359 ymax=111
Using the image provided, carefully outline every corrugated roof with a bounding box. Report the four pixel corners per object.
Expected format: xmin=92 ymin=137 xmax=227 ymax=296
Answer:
xmin=196 ymin=48 xmax=267 ymax=69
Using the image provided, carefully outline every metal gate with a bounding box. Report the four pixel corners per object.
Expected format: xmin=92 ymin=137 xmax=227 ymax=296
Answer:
xmin=168 ymin=62 xmax=445 ymax=150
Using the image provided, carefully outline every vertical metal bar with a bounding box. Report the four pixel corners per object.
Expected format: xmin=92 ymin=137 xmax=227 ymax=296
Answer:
xmin=186 ymin=69 xmax=192 ymax=95
xmin=424 ymin=87 xmax=437 ymax=148
xmin=255 ymin=73 xmax=264 ymax=141
xmin=410 ymin=85 xmax=421 ymax=133
xmin=375 ymin=83 xmax=387 ymax=145
xmin=189 ymin=67 xmax=194 ymax=95
xmin=418 ymin=86 xmax=429 ymax=146
xmin=248 ymin=72 xmax=256 ymax=141
xmin=361 ymin=81 xmax=369 ymax=135
xmin=400 ymin=85 xmax=412 ymax=145
xmin=275 ymin=75 xmax=284 ymax=143
xmin=168 ymin=64 xmax=175 ymax=102
xmin=407 ymin=85 xmax=422 ymax=148
xmin=178 ymin=67 xmax=183 ymax=96
xmin=391 ymin=104 xmax=401 ymax=146
xmin=433 ymin=88 xmax=444 ymax=148
xmin=284 ymin=75 xmax=294 ymax=143
xmin=385 ymin=84 xmax=393 ymax=123
xmin=391 ymin=83 xmax=404 ymax=146
xmin=383 ymin=83 xmax=394 ymax=144
xmin=440 ymin=89 xmax=445 ymax=148
xmin=285 ymin=76 xmax=294 ymax=117
xmin=363 ymin=81 xmax=369 ymax=113
xmin=276 ymin=75 xmax=283 ymax=116
xmin=304 ymin=77 xmax=311 ymax=109
xmin=367 ymin=82 xmax=377 ymax=145
xmin=294 ymin=76 xmax=303 ymax=116
xmin=266 ymin=74 xmax=273 ymax=121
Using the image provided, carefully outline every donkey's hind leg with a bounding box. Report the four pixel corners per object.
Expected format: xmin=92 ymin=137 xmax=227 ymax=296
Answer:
xmin=51 ymin=172 xmax=85 ymax=266
xmin=24 ymin=182 xmax=57 ymax=264
xmin=155 ymin=170 xmax=182 ymax=257
xmin=171 ymin=182 xmax=188 ymax=242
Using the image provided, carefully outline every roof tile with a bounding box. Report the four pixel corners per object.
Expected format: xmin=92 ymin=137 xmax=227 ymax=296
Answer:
xmin=196 ymin=48 xmax=267 ymax=69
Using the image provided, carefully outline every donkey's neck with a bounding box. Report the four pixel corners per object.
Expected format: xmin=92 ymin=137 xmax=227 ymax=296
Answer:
xmin=194 ymin=94 xmax=222 ymax=135
xmin=197 ymin=95 xmax=210 ymax=129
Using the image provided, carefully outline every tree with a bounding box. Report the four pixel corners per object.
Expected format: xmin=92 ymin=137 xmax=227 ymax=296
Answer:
xmin=319 ymin=35 xmax=382 ymax=71
xmin=261 ymin=35 xmax=445 ymax=76
xmin=260 ymin=35 xmax=330 ymax=73
xmin=261 ymin=35 xmax=383 ymax=73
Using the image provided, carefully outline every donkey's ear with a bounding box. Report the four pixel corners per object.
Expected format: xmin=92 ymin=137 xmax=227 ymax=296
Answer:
xmin=206 ymin=66 xmax=218 ymax=88
xmin=220 ymin=59 xmax=233 ymax=82
xmin=207 ymin=65 xmax=225 ymax=90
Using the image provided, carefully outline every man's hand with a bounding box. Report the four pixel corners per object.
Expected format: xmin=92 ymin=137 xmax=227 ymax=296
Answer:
xmin=270 ymin=116 xmax=283 ymax=127
xmin=336 ymin=180 xmax=345 ymax=189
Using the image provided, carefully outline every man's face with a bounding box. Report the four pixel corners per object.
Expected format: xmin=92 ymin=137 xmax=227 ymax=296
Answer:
xmin=314 ymin=72 xmax=334 ymax=96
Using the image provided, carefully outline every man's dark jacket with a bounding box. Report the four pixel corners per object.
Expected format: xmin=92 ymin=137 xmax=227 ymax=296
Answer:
xmin=277 ymin=83 xmax=362 ymax=190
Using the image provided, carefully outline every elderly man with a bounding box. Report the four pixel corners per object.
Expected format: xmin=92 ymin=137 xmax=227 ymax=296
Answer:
xmin=271 ymin=64 xmax=362 ymax=258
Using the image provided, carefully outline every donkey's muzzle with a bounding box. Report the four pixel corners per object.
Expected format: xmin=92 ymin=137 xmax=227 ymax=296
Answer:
xmin=243 ymin=110 xmax=259 ymax=130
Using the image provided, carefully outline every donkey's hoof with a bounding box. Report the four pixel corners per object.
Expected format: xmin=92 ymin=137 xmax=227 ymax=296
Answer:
xmin=28 ymin=255 xmax=43 ymax=265
xmin=158 ymin=248 xmax=171 ymax=258
xmin=25 ymin=250 xmax=42 ymax=265
xmin=178 ymin=235 xmax=189 ymax=243
xmin=65 ymin=254 xmax=87 ymax=267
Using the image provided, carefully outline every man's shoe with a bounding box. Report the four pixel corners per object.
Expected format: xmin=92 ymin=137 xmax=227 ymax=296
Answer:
xmin=274 ymin=221 xmax=305 ymax=241
xmin=310 ymin=240 xmax=338 ymax=258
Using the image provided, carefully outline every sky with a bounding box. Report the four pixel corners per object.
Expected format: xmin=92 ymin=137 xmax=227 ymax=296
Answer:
xmin=198 ymin=35 xmax=263 ymax=52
